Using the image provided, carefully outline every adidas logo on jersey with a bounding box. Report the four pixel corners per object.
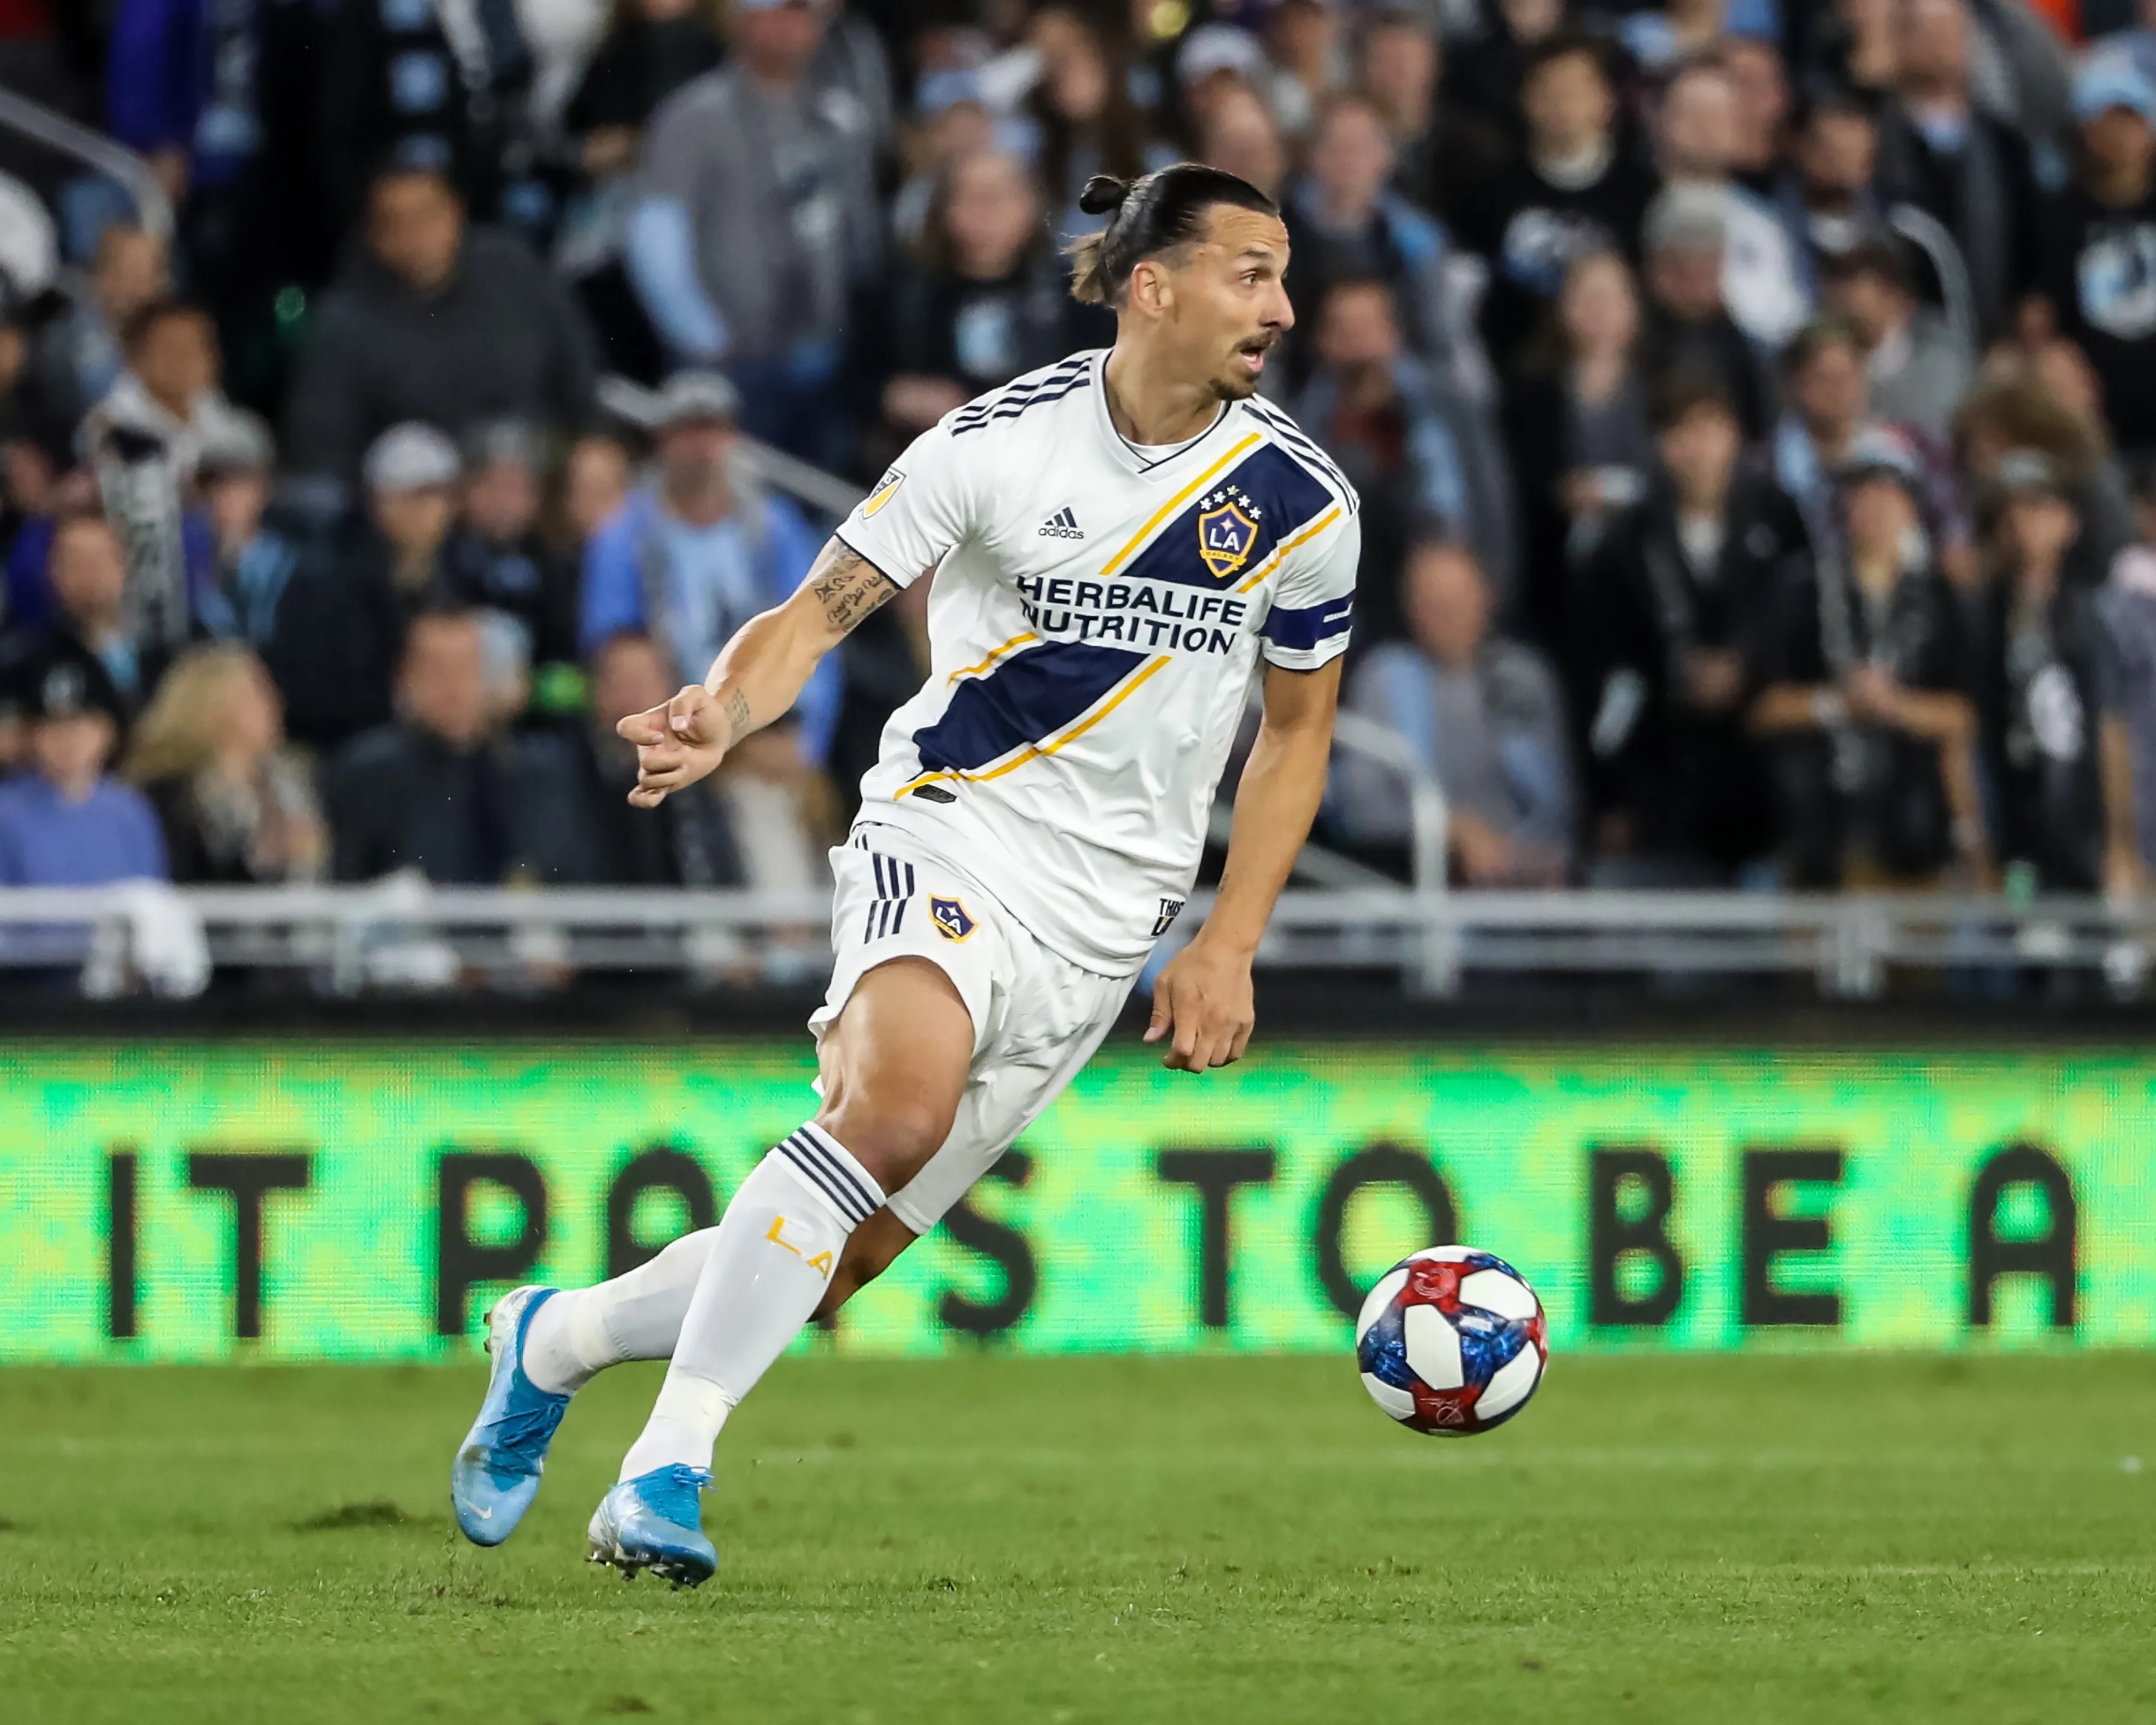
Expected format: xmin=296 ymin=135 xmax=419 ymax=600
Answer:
xmin=1037 ymin=507 xmax=1085 ymax=539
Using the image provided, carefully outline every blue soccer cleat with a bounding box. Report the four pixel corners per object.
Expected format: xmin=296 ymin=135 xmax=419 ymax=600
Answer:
xmin=586 ymin=1466 xmax=719 ymax=1587
xmin=450 ymin=1285 xmax=572 ymax=1547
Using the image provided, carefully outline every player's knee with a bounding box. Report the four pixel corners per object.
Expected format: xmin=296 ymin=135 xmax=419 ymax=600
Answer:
xmin=816 ymin=1091 xmax=955 ymax=1194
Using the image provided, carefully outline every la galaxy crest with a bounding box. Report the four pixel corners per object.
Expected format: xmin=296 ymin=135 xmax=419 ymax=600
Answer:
xmin=1197 ymin=483 xmax=1263 ymax=580
xmin=930 ymin=895 xmax=976 ymax=942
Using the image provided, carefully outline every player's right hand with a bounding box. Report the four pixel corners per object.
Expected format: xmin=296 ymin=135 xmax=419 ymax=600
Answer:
xmin=617 ymin=685 xmax=731 ymax=807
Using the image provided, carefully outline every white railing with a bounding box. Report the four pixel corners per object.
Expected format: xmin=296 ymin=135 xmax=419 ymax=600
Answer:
xmin=4 ymin=882 xmax=2155 ymax=1001
xmin=0 ymin=86 xmax=174 ymax=240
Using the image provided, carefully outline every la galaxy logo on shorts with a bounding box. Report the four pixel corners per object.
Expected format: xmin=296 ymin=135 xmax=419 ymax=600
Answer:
xmin=1197 ymin=485 xmax=1262 ymax=579
xmin=930 ymin=895 xmax=976 ymax=942
xmin=1152 ymin=897 xmax=1185 ymax=937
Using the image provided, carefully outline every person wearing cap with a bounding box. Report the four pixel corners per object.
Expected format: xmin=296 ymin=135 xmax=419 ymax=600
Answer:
xmin=624 ymin=0 xmax=879 ymax=463
xmin=194 ymin=410 xmax=301 ymax=650
xmin=1971 ymin=450 xmax=2136 ymax=895
xmin=284 ymin=162 xmax=596 ymax=490
xmin=2034 ymin=53 xmax=2156 ymax=455
xmin=1452 ymin=31 xmax=1661 ymax=379
xmin=579 ymin=373 xmax=838 ymax=765
xmin=1638 ymin=183 xmax=1776 ymax=443
xmin=1749 ymin=428 xmax=1988 ymax=889
xmin=438 ymin=419 xmax=582 ymax=686
xmin=264 ymin=423 xmax=461 ymax=752
xmin=0 ymin=635 xmax=168 ymax=896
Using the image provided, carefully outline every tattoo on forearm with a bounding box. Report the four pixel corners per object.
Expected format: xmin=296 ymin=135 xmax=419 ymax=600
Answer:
xmin=811 ymin=541 xmax=899 ymax=635
xmin=723 ymin=687 xmax=751 ymax=734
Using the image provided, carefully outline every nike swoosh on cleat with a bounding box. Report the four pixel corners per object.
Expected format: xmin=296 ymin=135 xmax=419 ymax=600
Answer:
xmin=471 ymin=1505 xmax=493 ymax=1520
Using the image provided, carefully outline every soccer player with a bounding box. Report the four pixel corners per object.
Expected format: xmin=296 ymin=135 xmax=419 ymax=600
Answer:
xmin=451 ymin=164 xmax=1359 ymax=1584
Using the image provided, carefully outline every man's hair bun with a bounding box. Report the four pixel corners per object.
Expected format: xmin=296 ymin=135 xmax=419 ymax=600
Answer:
xmin=1078 ymin=174 xmax=1131 ymax=217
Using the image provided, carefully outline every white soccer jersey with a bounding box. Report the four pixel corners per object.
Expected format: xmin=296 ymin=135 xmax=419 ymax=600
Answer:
xmin=833 ymin=349 xmax=1360 ymax=973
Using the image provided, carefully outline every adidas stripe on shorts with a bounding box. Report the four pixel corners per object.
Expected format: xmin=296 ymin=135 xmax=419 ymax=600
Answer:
xmin=807 ymin=822 xmax=1137 ymax=1234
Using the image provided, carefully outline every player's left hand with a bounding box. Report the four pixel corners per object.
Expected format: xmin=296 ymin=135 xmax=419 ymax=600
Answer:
xmin=1144 ymin=937 xmax=1255 ymax=1073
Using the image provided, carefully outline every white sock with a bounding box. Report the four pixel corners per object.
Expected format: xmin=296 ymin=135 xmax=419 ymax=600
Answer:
xmin=522 ymin=1229 xmax=719 ymax=1396
xmin=617 ymin=1124 xmax=884 ymax=1481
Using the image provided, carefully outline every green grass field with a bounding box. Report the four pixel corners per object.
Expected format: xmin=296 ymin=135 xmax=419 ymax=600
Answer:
xmin=2 ymin=1354 xmax=2152 ymax=1724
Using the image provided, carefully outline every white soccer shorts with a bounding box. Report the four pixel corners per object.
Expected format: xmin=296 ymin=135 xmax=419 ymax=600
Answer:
xmin=807 ymin=822 xmax=1137 ymax=1234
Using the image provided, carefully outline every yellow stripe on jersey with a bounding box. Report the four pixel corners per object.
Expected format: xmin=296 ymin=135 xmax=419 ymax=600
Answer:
xmin=947 ymin=631 xmax=1039 ymax=683
xmin=1099 ymin=435 xmax=1264 ymax=576
xmin=895 ymin=655 xmax=1173 ymax=798
xmin=1236 ymin=504 xmax=1343 ymax=593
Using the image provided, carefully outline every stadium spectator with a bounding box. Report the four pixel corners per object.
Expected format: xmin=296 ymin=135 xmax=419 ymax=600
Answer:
xmin=1771 ymin=318 xmax=1968 ymax=576
xmin=2 ymin=513 xmax=163 ymax=715
xmin=1254 ymin=0 xmax=1348 ymax=143
xmin=1637 ymin=185 xmax=1776 ymax=442
xmin=1283 ymin=93 xmax=1465 ymax=395
xmin=324 ymin=607 xmax=564 ymax=885
xmin=267 ymin=423 xmax=461 ymax=752
xmin=565 ymin=0 xmax=727 ymax=180
xmin=1502 ymin=249 xmax=1655 ymax=652
xmin=284 ymin=164 xmax=596 ymax=491
xmin=625 ymin=0 xmax=880 ymax=464
xmin=552 ymin=628 xmax=746 ymax=885
xmin=1355 ymin=4 xmax=1504 ymax=232
xmin=1455 ymin=32 xmax=1660 ymax=377
xmin=1777 ymin=83 xmax=1975 ymax=343
xmin=1970 ymin=452 xmax=2134 ymax=896
xmin=1721 ymin=34 xmax=1792 ymax=197
xmin=878 ymin=152 xmax=1090 ymax=448
xmin=1192 ymin=78 xmax=1288 ymax=203
xmin=1441 ymin=0 xmax=1565 ymax=148
xmin=1028 ymin=8 xmax=1165 ymax=230
xmin=1337 ymin=541 xmax=1574 ymax=886
xmin=1291 ymin=277 xmax=1514 ymax=637
xmin=579 ymin=372 xmax=837 ymax=760
xmin=123 ymin=643 xmax=324 ymax=885
xmin=2037 ymin=58 xmax=2156 ymax=458
xmin=559 ymin=429 xmax=635 ymax=549
xmin=1818 ymin=238 xmax=1973 ymax=445
xmin=193 ymin=410 xmax=298 ymax=650
xmin=1575 ymin=376 xmax=1798 ymax=885
xmin=103 ymin=0 xmax=335 ymax=400
xmin=23 ymin=220 xmax=166 ymax=449
xmin=1655 ymin=54 xmax=1809 ymax=350
xmin=0 ymin=634 xmax=165 ymax=887
xmin=437 ymin=419 xmax=581 ymax=683
xmin=1872 ymin=0 xmax=2039 ymax=345
xmin=1749 ymin=434 xmax=1986 ymax=889
xmin=81 ymin=299 xmax=236 ymax=653
xmin=318 ymin=0 xmax=495 ymax=232
xmin=890 ymin=70 xmax=1002 ymax=255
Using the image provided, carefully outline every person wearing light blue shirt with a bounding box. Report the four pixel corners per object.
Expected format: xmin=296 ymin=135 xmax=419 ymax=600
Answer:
xmin=580 ymin=372 xmax=839 ymax=765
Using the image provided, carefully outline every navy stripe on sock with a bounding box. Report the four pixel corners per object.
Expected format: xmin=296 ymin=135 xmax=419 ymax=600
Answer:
xmin=792 ymin=1124 xmax=879 ymax=1218
xmin=777 ymin=1134 xmax=871 ymax=1225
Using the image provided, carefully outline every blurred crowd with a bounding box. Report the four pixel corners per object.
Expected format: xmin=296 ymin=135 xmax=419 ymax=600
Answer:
xmin=5 ymin=0 xmax=2156 ymax=914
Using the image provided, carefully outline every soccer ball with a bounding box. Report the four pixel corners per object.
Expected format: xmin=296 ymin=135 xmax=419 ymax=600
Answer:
xmin=1355 ymin=1246 xmax=1549 ymax=1436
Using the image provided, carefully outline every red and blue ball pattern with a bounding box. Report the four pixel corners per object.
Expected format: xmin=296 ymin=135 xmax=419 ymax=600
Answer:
xmin=1355 ymin=1246 xmax=1549 ymax=1436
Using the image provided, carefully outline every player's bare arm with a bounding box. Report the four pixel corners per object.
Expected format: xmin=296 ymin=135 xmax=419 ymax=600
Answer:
xmin=1146 ymin=656 xmax=1342 ymax=1073
xmin=614 ymin=538 xmax=897 ymax=807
